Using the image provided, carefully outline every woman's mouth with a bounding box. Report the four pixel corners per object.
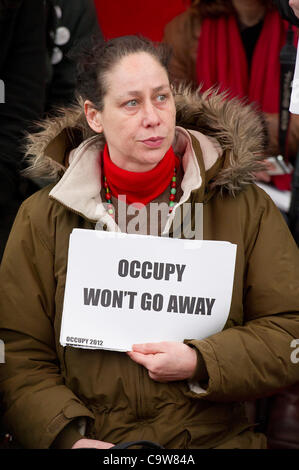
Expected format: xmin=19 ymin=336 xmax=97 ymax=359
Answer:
xmin=141 ymin=137 xmax=165 ymax=148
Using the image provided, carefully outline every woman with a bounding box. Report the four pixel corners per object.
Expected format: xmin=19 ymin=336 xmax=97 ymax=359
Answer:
xmin=163 ymin=0 xmax=299 ymax=183
xmin=0 ymin=35 xmax=298 ymax=449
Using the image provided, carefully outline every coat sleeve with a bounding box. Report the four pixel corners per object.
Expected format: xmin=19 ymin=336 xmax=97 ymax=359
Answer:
xmin=0 ymin=200 xmax=94 ymax=448
xmin=185 ymin=190 xmax=299 ymax=402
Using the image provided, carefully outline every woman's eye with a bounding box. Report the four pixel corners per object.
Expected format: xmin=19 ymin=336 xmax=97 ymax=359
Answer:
xmin=157 ymin=94 xmax=167 ymax=102
xmin=126 ymin=99 xmax=138 ymax=107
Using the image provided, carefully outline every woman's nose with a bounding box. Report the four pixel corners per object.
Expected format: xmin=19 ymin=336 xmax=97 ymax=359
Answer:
xmin=142 ymin=102 xmax=160 ymax=127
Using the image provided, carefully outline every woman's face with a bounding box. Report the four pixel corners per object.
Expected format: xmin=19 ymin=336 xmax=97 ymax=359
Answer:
xmin=88 ymin=52 xmax=176 ymax=172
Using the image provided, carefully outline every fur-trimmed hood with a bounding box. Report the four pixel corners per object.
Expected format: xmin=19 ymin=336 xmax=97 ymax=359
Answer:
xmin=25 ymin=87 xmax=266 ymax=196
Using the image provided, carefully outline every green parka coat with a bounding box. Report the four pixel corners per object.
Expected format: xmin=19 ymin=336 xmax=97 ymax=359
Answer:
xmin=0 ymin=89 xmax=298 ymax=449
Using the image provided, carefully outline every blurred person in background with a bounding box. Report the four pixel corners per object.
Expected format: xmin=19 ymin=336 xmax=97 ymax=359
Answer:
xmin=45 ymin=0 xmax=102 ymax=115
xmin=0 ymin=0 xmax=47 ymax=448
xmin=0 ymin=0 xmax=102 ymax=262
xmin=163 ymin=0 xmax=299 ymax=186
xmin=0 ymin=0 xmax=47 ymax=261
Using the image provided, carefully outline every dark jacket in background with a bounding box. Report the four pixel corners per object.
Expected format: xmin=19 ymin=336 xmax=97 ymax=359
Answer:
xmin=0 ymin=0 xmax=102 ymax=259
xmin=0 ymin=0 xmax=47 ymax=259
xmin=45 ymin=0 xmax=102 ymax=114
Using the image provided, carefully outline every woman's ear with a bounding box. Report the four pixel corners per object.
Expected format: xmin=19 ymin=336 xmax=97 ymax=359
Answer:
xmin=84 ymin=100 xmax=103 ymax=133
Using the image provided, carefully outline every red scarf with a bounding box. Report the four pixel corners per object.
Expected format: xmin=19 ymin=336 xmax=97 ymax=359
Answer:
xmin=196 ymin=10 xmax=296 ymax=191
xmin=102 ymin=144 xmax=180 ymax=206
xmin=196 ymin=10 xmax=292 ymax=112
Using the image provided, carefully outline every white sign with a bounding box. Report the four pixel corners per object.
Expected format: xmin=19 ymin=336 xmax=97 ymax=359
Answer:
xmin=60 ymin=229 xmax=237 ymax=351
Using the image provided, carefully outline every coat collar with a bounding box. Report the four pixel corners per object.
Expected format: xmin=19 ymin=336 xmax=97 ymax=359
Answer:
xmin=48 ymin=126 xmax=220 ymax=226
xmin=24 ymin=86 xmax=265 ymax=196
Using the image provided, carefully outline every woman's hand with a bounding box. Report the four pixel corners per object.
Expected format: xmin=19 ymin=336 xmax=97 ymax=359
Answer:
xmin=126 ymin=341 xmax=197 ymax=382
xmin=253 ymin=170 xmax=271 ymax=183
xmin=253 ymin=159 xmax=278 ymax=183
xmin=72 ymin=438 xmax=114 ymax=449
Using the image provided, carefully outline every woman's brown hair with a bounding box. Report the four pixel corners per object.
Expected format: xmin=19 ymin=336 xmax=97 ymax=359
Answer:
xmin=73 ymin=35 xmax=172 ymax=111
xmin=190 ymin=0 xmax=275 ymax=19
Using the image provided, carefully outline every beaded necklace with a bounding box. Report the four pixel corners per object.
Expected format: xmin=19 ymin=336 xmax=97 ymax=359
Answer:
xmin=103 ymin=166 xmax=177 ymax=220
